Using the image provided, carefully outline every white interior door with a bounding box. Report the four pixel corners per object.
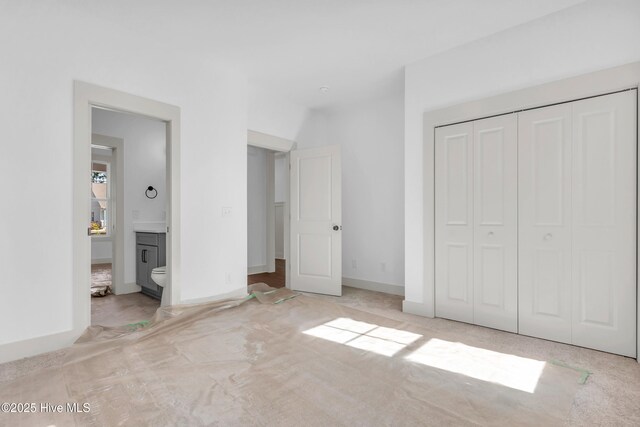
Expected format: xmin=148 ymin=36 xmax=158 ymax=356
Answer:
xmin=290 ymin=145 xmax=342 ymax=296
xmin=571 ymin=90 xmax=636 ymax=357
xmin=518 ymin=104 xmax=573 ymax=343
xmin=435 ymin=122 xmax=474 ymax=323
xmin=473 ymin=114 xmax=518 ymax=332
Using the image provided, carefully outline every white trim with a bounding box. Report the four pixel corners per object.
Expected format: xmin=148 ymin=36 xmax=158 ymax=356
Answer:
xmin=91 ymin=258 xmax=112 ymax=265
xmin=411 ymin=61 xmax=640 ymax=361
xmin=284 ymin=152 xmax=291 ymax=289
xmin=266 ymin=151 xmax=276 ymax=273
xmin=181 ymin=286 xmax=248 ymax=305
xmin=342 ymin=277 xmax=404 ymax=296
xmin=248 ymin=129 xmax=295 ymax=152
xmin=0 ymin=330 xmax=79 ymax=365
xmin=91 ymin=134 xmax=124 ymax=295
xmin=402 ymin=300 xmax=435 ymax=318
xmin=275 ymin=201 xmax=286 ymax=259
xmin=248 ymin=265 xmax=268 ymax=275
xmin=73 ymin=81 xmax=181 ymax=348
xmin=118 ymin=282 xmax=142 ymax=295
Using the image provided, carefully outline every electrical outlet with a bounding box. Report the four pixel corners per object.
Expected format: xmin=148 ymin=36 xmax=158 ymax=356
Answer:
xmin=132 ymin=210 xmax=140 ymax=220
xmin=380 ymin=262 xmax=386 ymax=273
xmin=225 ymin=273 xmax=232 ymax=284
xmin=222 ymin=206 xmax=232 ymax=217
xmin=351 ymin=259 xmax=357 ymax=269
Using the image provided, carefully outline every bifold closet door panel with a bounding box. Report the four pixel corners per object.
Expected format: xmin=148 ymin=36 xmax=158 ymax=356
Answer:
xmin=571 ymin=90 xmax=637 ymax=357
xmin=472 ymin=114 xmax=518 ymax=333
xmin=435 ymin=122 xmax=474 ymax=323
xmin=518 ymin=104 xmax=572 ymax=343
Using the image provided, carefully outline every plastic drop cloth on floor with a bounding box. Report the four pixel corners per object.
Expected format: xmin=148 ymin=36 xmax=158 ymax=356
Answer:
xmin=0 ymin=283 xmax=583 ymax=426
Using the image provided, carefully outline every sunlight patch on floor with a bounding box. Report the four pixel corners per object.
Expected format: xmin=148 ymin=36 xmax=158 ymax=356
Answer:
xmin=405 ymin=338 xmax=545 ymax=393
xmin=303 ymin=317 xmax=422 ymax=357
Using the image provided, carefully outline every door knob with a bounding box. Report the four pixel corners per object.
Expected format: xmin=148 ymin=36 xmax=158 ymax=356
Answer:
xmin=544 ymin=233 xmax=553 ymax=241
xmin=488 ymin=231 xmax=494 ymax=237
xmin=332 ymin=225 xmax=341 ymax=231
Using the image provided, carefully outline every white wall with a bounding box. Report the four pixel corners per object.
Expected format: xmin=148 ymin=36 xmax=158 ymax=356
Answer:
xmin=297 ymin=93 xmax=405 ymax=290
xmin=403 ymin=0 xmax=640 ymax=306
xmin=247 ymin=146 xmax=268 ymax=269
xmin=248 ymin=84 xmax=310 ymax=142
xmin=0 ymin=4 xmax=248 ymax=347
xmin=92 ymin=109 xmax=167 ymax=285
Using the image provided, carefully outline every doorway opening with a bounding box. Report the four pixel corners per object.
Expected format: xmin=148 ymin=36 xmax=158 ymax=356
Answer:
xmin=89 ymin=108 xmax=168 ymax=326
xmin=74 ymin=81 xmax=181 ymax=336
xmin=247 ymin=146 xmax=288 ymax=288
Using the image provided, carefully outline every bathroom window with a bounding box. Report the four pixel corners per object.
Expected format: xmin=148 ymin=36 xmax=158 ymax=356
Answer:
xmin=90 ymin=161 xmax=111 ymax=237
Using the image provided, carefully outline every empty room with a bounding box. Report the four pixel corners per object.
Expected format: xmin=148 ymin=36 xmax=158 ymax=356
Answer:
xmin=1 ymin=1 xmax=640 ymax=425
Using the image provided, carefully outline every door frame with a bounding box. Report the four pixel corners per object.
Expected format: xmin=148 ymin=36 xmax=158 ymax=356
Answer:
xmin=247 ymin=130 xmax=295 ymax=288
xmin=74 ymin=81 xmax=181 ymax=336
xmin=404 ymin=61 xmax=640 ymax=361
xmin=91 ymin=134 xmax=125 ymax=295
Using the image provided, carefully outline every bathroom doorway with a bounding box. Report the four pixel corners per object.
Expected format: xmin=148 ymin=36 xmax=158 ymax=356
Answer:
xmin=89 ymin=109 xmax=168 ymax=326
xmin=74 ymin=82 xmax=181 ymax=335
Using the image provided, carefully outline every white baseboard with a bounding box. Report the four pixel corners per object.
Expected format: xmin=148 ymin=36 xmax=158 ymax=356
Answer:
xmin=91 ymin=258 xmax=112 ymax=265
xmin=181 ymin=286 xmax=248 ymax=305
xmin=342 ymin=277 xmax=404 ymax=296
xmin=402 ymin=300 xmax=435 ymax=318
xmin=114 ymin=282 xmax=142 ymax=295
xmin=248 ymin=265 xmax=268 ymax=275
xmin=0 ymin=329 xmax=82 ymax=365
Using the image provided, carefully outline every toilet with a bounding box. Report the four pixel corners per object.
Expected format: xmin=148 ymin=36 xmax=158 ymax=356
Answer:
xmin=151 ymin=266 xmax=167 ymax=305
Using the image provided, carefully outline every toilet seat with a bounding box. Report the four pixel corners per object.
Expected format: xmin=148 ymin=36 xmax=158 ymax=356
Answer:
xmin=152 ymin=266 xmax=166 ymax=274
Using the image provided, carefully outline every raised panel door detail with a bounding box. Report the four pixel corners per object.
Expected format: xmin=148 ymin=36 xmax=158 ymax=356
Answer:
xmin=298 ymin=155 xmax=332 ymax=221
xmin=473 ymin=115 xmax=517 ymax=333
xmin=518 ymin=104 xmax=572 ymax=344
xmin=571 ymin=90 xmax=636 ymax=357
xmin=435 ymin=122 xmax=474 ymax=324
xmin=533 ymin=118 xmax=565 ymax=226
xmin=577 ymin=251 xmax=615 ymax=327
xmin=577 ymin=111 xmax=615 ymax=227
xmin=477 ymin=128 xmax=504 ymax=226
xmin=532 ymin=249 xmax=563 ymax=317
xmin=445 ymin=134 xmax=470 ymax=225
xmin=478 ymin=245 xmax=505 ymax=308
xmin=298 ymin=234 xmax=332 ymax=278
xmin=446 ymin=244 xmax=470 ymax=302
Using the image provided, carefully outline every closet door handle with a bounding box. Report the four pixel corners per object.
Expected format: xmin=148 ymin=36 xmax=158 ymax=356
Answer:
xmin=544 ymin=233 xmax=553 ymax=241
xmin=142 ymin=249 xmax=147 ymax=263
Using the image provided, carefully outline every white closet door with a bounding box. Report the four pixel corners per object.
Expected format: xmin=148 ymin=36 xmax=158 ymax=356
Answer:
xmin=571 ymin=90 xmax=637 ymax=357
xmin=518 ymin=104 xmax=573 ymax=343
xmin=435 ymin=122 xmax=474 ymax=323
xmin=473 ymin=115 xmax=518 ymax=332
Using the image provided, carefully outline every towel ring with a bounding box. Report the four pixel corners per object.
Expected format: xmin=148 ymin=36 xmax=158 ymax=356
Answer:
xmin=145 ymin=186 xmax=158 ymax=199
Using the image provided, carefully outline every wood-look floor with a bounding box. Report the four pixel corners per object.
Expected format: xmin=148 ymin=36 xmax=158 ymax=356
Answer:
xmin=90 ymin=260 xmax=285 ymax=328
xmin=247 ymin=259 xmax=286 ymax=288
xmin=91 ymin=263 xmax=160 ymax=326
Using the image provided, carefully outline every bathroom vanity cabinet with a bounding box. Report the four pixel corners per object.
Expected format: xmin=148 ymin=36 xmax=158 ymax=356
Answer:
xmin=136 ymin=232 xmax=166 ymax=300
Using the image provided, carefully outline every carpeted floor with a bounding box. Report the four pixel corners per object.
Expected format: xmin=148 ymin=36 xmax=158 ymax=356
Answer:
xmin=1 ymin=286 xmax=639 ymax=426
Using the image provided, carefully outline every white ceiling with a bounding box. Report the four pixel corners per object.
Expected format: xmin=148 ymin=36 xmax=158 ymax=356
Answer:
xmin=31 ymin=0 xmax=586 ymax=108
